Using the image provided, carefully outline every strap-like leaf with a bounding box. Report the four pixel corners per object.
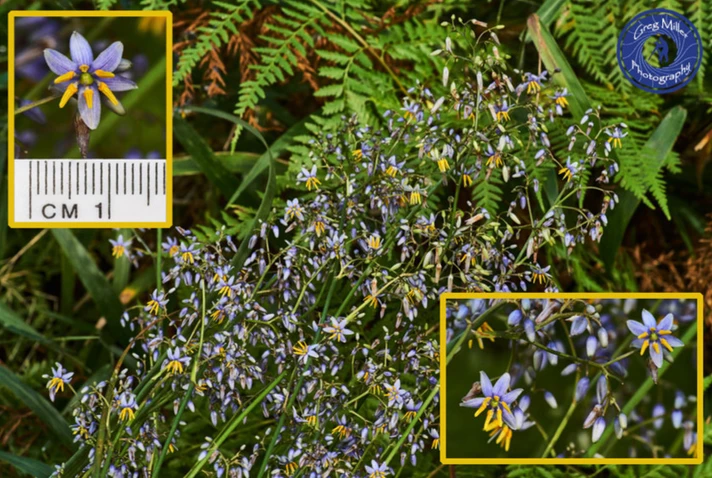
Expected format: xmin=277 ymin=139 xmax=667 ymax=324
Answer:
xmin=0 ymin=365 xmax=75 ymax=447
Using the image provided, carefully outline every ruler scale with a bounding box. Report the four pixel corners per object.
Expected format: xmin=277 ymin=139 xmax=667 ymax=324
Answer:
xmin=13 ymin=159 xmax=167 ymax=224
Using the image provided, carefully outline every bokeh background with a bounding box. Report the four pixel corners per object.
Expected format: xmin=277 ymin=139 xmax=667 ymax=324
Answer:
xmin=446 ymin=299 xmax=698 ymax=459
xmin=14 ymin=16 xmax=167 ymax=159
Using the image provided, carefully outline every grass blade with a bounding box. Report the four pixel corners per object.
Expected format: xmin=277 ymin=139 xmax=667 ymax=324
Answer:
xmin=173 ymin=114 xmax=238 ymax=198
xmin=179 ymin=106 xmax=278 ymax=270
xmin=0 ymin=301 xmax=49 ymax=343
xmin=0 ymin=450 xmax=53 ymax=478
xmin=0 ymin=365 xmax=75 ymax=447
xmin=223 ymin=115 xmax=309 ymax=207
xmin=173 ymin=152 xmax=259 ymax=176
xmin=51 ymin=229 xmax=127 ymax=343
xmin=527 ymin=13 xmax=590 ymax=119
xmin=599 ymin=106 xmax=687 ymax=269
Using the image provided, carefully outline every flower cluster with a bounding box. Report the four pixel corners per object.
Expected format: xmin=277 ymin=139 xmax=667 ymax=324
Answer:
xmin=49 ymin=19 xmax=637 ymax=476
xmin=448 ymin=298 xmax=697 ymax=458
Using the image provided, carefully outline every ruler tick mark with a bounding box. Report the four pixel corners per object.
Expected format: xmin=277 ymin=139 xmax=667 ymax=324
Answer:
xmin=132 ymin=163 xmax=135 ymax=195
xmin=52 ymin=162 xmax=56 ymax=195
xmin=44 ymin=161 xmax=48 ymax=195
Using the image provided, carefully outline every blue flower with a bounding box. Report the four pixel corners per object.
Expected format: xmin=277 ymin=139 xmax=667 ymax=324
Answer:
xmin=323 ymin=318 xmax=354 ymax=343
xmin=44 ymin=362 xmax=73 ymax=402
xmin=627 ymin=310 xmax=683 ymax=368
xmin=44 ymin=31 xmax=137 ymax=129
xmin=365 ymin=459 xmax=390 ymax=478
xmin=461 ymin=371 xmax=522 ymax=430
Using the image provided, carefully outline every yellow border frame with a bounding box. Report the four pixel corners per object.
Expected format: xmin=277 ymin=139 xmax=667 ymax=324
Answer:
xmin=439 ymin=292 xmax=704 ymax=465
xmin=8 ymin=10 xmax=173 ymax=228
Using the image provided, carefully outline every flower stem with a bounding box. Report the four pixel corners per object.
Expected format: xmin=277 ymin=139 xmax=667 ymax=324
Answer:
xmin=14 ymin=94 xmax=60 ymax=115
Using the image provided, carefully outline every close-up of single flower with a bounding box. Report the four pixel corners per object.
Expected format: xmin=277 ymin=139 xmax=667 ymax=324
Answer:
xmin=627 ymin=310 xmax=684 ymax=368
xmin=44 ymin=31 xmax=137 ymax=129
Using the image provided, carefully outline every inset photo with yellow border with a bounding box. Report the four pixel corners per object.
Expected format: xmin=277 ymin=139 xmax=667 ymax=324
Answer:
xmin=8 ymin=11 xmax=172 ymax=228
xmin=439 ymin=293 xmax=703 ymax=465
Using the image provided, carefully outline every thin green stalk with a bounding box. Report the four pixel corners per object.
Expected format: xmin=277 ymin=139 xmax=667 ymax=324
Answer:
xmin=14 ymin=94 xmax=60 ymax=114
xmin=152 ymin=383 xmax=194 ymax=477
xmin=184 ymin=369 xmax=289 ymax=478
xmin=255 ymin=267 xmax=339 ymax=478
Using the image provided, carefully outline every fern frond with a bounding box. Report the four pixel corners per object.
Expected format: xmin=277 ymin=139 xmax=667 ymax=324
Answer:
xmin=173 ymin=0 xmax=258 ymax=86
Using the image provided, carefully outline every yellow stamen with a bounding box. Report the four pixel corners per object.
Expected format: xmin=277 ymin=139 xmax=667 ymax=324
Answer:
xmin=659 ymin=329 xmax=672 ymax=335
xmin=83 ymin=87 xmax=94 ymax=109
xmin=463 ymin=174 xmax=472 ymax=187
xmin=496 ymin=407 xmax=503 ymax=428
xmin=54 ymin=71 xmax=75 ymax=84
xmin=166 ymin=360 xmax=184 ymax=374
xmin=484 ymin=409 xmax=494 ymax=429
xmin=59 ymin=83 xmax=78 ymax=108
xmin=652 ymin=342 xmax=660 ymax=354
xmin=94 ymin=69 xmax=115 ymax=78
xmin=119 ymin=407 xmax=135 ymax=421
xmin=640 ymin=339 xmax=649 ymax=355
xmin=97 ymin=81 xmax=119 ymax=105
xmin=501 ymin=401 xmax=511 ymax=413
xmin=79 ymin=64 xmax=90 ymax=73
xmin=474 ymin=397 xmax=491 ymax=417
xmin=660 ymin=338 xmax=673 ymax=352
xmin=112 ymin=245 xmax=125 ymax=258
xmin=637 ymin=332 xmax=648 ymax=339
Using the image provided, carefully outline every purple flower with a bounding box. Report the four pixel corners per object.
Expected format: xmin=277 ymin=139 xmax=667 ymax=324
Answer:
xmin=44 ymin=31 xmax=137 ymax=129
xmin=365 ymin=460 xmax=390 ymax=478
xmin=592 ymin=417 xmax=606 ymax=443
xmin=627 ymin=310 xmax=683 ymax=368
xmin=44 ymin=362 xmax=73 ymax=402
xmin=461 ymin=371 xmax=522 ymax=430
xmin=575 ymin=377 xmax=590 ymax=401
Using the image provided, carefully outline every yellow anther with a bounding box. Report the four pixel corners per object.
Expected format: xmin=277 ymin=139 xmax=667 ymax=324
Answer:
xmin=98 ymin=81 xmax=119 ymax=105
xmin=83 ymin=87 xmax=94 ymax=109
xmin=54 ymin=71 xmax=76 ymax=84
xmin=59 ymin=83 xmax=78 ymax=108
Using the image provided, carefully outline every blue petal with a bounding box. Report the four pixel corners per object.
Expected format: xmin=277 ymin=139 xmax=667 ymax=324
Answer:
xmin=507 ymin=309 xmax=523 ymax=326
xmin=492 ymin=373 xmax=511 ymax=397
xmin=460 ymin=397 xmax=484 ymax=409
xmin=78 ymin=85 xmax=100 ymax=130
xmin=100 ymin=75 xmax=138 ymax=92
xmin=641 ymin=309 xmax=657 ymax=328
xmin=92 ymin=41 xmax=123 ymax=72
xmin=44 ymin=49 xmax=76 ymax=75
xmin=70 ymin=31 xmax=94 ymax=66
xmin=664 ymin=335 xmax=684 ymax=347
xmin=626 ymin=320 xmax=647 ymax=336
xmin=649 ymin=344 xmax=663 ymax=368
xmin=592 ymin=417 xmax=606 ymax=442
xmin=502 ymin=407 xmax=517 ymax=429
xmin=502 ymin=388 xmax=523 ymax=404
xmin=479 ymin=371 xmax=492 ymax=397
xmin=570 ymin=315 xmax=587 ymax=335
xmin=657 ymin=313 xmax=674 ymax=331
xmin=575 ymin=377 xmax=590 ymax=401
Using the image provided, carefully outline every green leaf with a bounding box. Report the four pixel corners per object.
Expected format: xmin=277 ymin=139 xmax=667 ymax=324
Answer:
xmin=527 ymin=14 xmax=590 ymax=119
xmin=173 ymin=152 xmax=259 ymax=176
xmin=180 ymin=106 xmax=277 ymax=270
xmin=225 ymin=115 xmax=310 ymax=208
xmin=0 ymin=301 xmax=48 ymax=343
xmin=173 ymin=115 xmax=238 ymax=198
xmin=51 ymin=229 xmax=128 ymax=343
xmin=0 ymin=365 xmax=75 ymax=447
xmin=599 ymin=106 xmax=687 ymax=269
xmin=0 ymin=138 xmax=7 ymax=259
xmin=0 ymin=450 xmax=53 ymax=478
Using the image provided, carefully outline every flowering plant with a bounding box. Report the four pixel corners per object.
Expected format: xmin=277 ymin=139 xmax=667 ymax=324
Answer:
xmin=34 ymin=18 xmax=668 ymax=477
xmin=447 ymin=297 xmax=698 ymax=459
